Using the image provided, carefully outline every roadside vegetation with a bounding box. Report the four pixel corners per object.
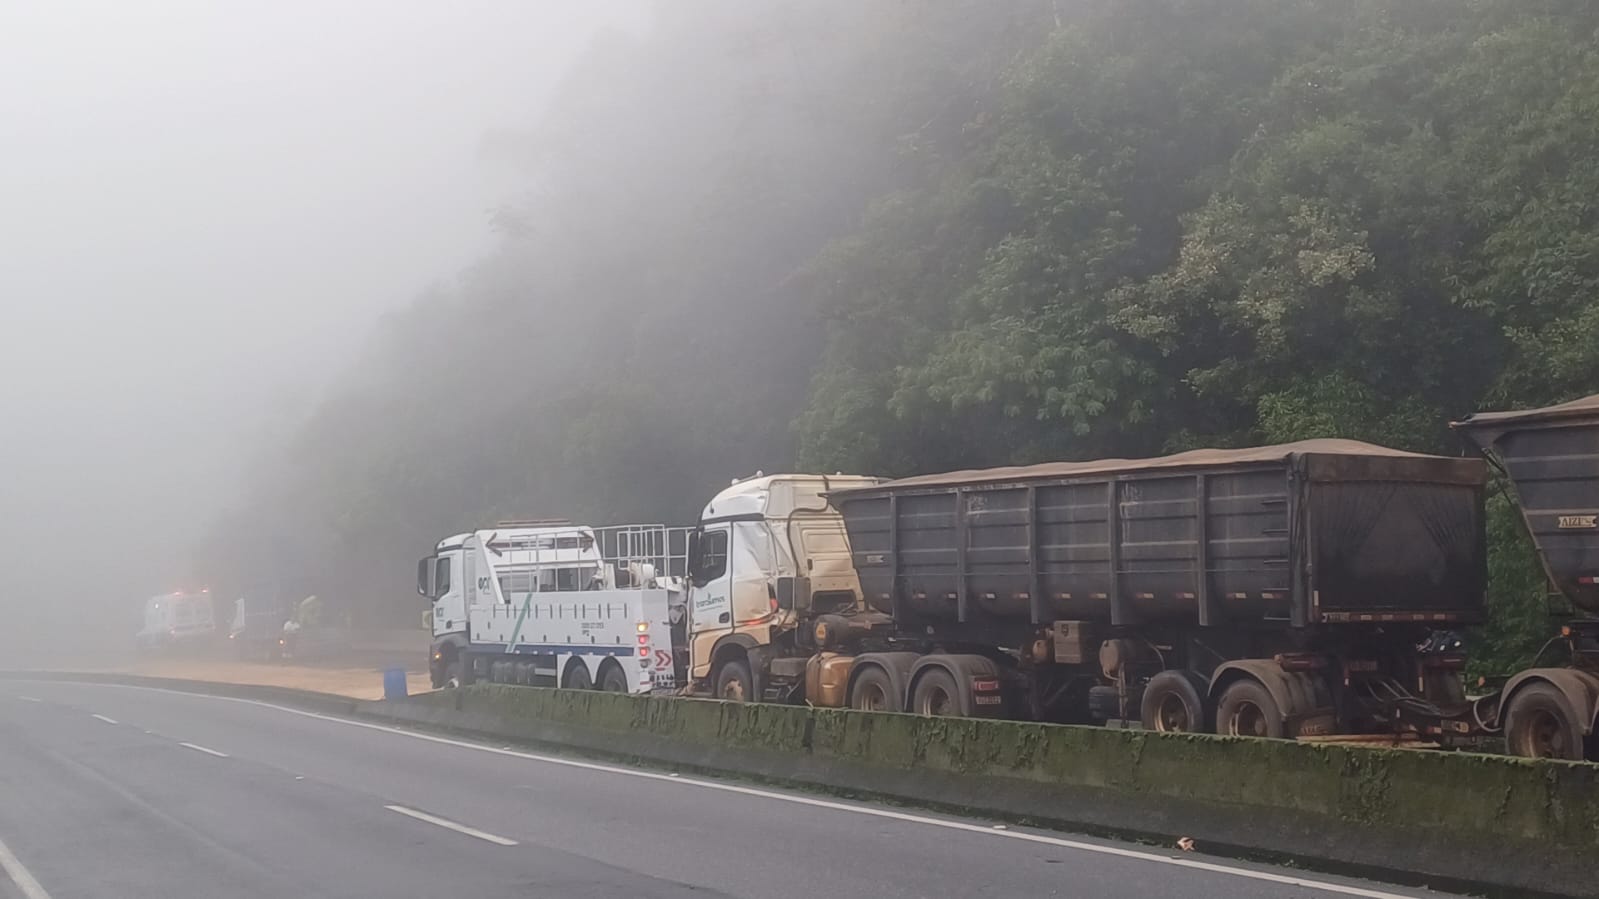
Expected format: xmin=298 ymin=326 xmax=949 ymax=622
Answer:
xmin=200 ymin=0 xmax=1599 ymax=672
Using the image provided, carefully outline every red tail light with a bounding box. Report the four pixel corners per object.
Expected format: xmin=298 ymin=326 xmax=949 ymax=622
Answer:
xmin=972 ymin=678 xmax=1000 ymax=692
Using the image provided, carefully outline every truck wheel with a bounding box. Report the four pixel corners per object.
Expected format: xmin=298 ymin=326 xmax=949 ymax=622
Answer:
xmin=850 ymin=666 xmax=901 ymax=712
xmin=599 ymin=662 xmax=630 ymax=693
xmin=1215 ymin=679 xmax=1284 ymax=739
xmin=1504 ymin=683 xmax=1584 ymax=760
xmin=564 ymin=661 xmax=593 ymax=690
xmin=912 ymin=668 xmax=964 ymax=717
xmin=714 ymin=658 xmax=753 ymax=702
xmin=1141 ymin=671 xmax=1206 ymax=733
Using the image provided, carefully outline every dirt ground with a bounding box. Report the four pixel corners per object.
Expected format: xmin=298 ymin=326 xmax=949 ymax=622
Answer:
xmin=104 ymin=658 xmax=434 ymax=700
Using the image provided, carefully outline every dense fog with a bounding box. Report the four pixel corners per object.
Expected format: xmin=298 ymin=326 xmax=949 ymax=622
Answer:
xmin=4 ymin=0 xmax=1593 ymax=675
xmin=0 ymin=0 xmax=642 ymax=661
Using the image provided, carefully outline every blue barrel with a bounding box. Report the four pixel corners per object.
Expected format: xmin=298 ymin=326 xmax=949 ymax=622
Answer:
xmin=382 ymin=667 xmax=408 ymax=701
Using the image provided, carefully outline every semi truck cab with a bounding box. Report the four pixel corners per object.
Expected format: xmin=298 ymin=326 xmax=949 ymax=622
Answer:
xmin=684 ymin=473 xmax=882 ymax=699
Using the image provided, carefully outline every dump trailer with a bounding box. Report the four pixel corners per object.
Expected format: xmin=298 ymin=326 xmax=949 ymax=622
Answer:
xmin=1454 ymin=392 xmax=1599 ymax=760
xmin=683 ymin=443 xmax=1493 ymax=746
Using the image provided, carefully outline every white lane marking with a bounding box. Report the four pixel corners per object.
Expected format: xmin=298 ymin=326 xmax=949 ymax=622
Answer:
xmin=384 ymin=805 xmax=518 ymax=846
xmin=45 ymin=681 xmax=1425 ymax=899
xmin=178 ymin=742 xmax=229 ymax=758
xmin=16 ymin=696 xmax=41 ymax=703
xmin=0 ymin=832 xmax=53 ymax=899
xmin=90 ymin=714 xmax=118 ymax=725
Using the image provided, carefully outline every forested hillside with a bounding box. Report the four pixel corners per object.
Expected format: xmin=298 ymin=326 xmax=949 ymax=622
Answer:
xmin=200 ymin=0 xmax=1599 ymax=671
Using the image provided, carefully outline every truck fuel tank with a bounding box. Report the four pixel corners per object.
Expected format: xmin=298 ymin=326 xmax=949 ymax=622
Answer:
xmin=805 ymin=653 xmax=855 ymax=708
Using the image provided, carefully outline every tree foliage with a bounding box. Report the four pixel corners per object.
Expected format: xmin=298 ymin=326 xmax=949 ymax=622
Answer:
xmin=203 ymin=0 xmax=1599 ymax=667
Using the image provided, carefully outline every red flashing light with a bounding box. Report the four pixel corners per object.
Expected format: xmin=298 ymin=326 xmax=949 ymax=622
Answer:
xmin=637 ymin=634 xmax=649 ymax=645
xmin=637 ymin=646 xmax=649 ymax=657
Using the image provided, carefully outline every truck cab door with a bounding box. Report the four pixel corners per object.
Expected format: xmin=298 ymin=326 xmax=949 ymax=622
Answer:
xmin=687 ymin=524 xmax=733 ymax=681
xmin=431 ymin=551 xmax=463 ymax=637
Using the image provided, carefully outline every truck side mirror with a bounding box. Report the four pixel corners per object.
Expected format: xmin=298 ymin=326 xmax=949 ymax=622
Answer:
xmin=686 ymin=531 xmax=703 ymax=587
xmin=775 ymin=576 xmax=811 ymax=613
xmin=416 ymin=557 xmax=433 ymax=599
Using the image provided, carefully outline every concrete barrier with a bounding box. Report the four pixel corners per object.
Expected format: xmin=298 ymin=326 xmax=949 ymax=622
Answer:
xmin=361 ymin=685 xmax=1599 ymax=898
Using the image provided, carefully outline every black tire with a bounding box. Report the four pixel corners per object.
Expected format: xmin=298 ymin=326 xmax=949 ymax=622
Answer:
xmin=1215 ymin=679 xmax=1284 ymax=739
xmin=564 ymin=660 xmax=594 ymax=690
xmin=1504 ymin=683 xmax=1585 ymax=760
xmin=599 ymin=662 xmax=630 ymax=693
xmin=1141 ymin=670 xmax=1207 ymax=734
xmin=849 ymin=666 xmax=901 ymax=712
xmin=714 ymin=657 xmax=754 ymax=702
xmin=911 ymin=667 xmax=965 ymax=717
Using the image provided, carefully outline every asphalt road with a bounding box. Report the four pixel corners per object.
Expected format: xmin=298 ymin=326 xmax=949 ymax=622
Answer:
xmin=0 ymin=682 xmax=1471 ymax=899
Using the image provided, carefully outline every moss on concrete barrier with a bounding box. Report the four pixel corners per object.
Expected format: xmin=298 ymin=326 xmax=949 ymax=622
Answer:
xmin=362 ymin=686 xmax=1598 ymax=897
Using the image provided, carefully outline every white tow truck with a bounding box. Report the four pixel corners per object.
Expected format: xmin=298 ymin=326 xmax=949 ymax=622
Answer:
xmin=417 ymin=522 xmax=690 ymax=692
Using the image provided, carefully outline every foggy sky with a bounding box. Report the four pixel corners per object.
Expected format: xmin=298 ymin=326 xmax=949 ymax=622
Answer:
xmin=0 ymin=1 xmax=641 ymax=654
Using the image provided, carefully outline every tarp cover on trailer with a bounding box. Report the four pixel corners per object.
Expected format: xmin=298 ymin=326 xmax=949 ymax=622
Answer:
xmin=834 ymin=439 xmax=1464 ymax=494
xmin=1451 ymin=392 xmax=1599 ymax=430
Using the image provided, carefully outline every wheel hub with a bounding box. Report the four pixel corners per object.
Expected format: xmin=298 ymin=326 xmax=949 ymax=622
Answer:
xmin=1156 ymin=694 xmax=1190 ymax=732
xmin=1230 ymin=701 xmax=1267 ymax=737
